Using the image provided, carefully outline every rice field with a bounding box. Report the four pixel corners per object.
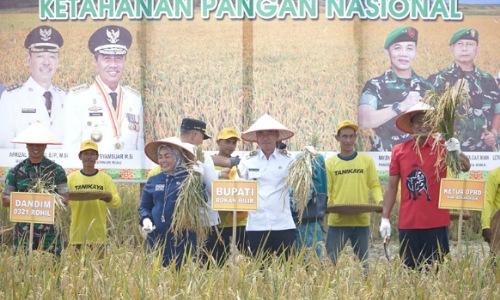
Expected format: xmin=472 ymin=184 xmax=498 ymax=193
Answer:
xmin=0 ymin=183 xmax=498 ymax=299
xmin=1 ymin=9 xmax=500 ymax=299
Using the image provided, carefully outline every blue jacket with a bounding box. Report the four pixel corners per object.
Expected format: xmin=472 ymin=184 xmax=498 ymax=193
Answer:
xmin=138 ymin=169 xmax=188 ymax=235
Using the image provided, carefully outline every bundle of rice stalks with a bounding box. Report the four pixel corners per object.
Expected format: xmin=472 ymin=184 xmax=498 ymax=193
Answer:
xmin=171 ymin=145 xmax=210 ymax=245
xmin=28 ymin=167 xmax=67 ymax=228
xmin=287 ymin=143 xmax=321 ymax=222
xmin=421 ymin=79 xmax=470 ymax=177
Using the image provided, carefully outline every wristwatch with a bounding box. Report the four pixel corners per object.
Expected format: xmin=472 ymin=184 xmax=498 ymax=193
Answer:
xmin=391 ymin=102 xmax=402 ymax=115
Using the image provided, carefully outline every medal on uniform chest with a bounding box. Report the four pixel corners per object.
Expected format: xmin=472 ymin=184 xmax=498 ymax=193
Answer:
xmin=126 ymin=111 xmax=140 ymax=132
xmin=91 ymin=130 xmax=103 ymax=142
xmin=115 ymin=142 xmax=123 ymax=150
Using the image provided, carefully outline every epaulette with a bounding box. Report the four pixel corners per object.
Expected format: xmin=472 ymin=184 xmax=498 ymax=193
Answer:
xmin=6 ymin=83 xmax=22 ymax=92
xmin=279 ymin=149 xmax=291 ymax=156
xmin=53 ymin=85 xmax=67 ymax=93
xmin=247 ymin=150 xmax=258 ymax=158
xmin=123 ymin=85 xmax=140 ymax=97
xmin=70 ymin=83 xmax=89 ymax=93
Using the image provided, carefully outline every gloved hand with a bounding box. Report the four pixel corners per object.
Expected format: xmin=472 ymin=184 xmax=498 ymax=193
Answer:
xmin=230 ymin=156 xmax=241 ymax=167
xmin=142 ymin=218 xmax=155 ymax=234
xmin=303 ymin=146 xmax=317 ymax=154
xmin=380 ymin=217 xmax=391 ymax=240
xmin=193 ymin=161 xmax=204 ymax=176
xmin=482 ymin=228 xmax=492 ymax=243
xmin=445 ymin=138 xmax=461 ymax=154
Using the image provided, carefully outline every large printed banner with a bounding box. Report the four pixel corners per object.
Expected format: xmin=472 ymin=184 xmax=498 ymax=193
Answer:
xmin=0 ymin=0 xmax=499 ymax=182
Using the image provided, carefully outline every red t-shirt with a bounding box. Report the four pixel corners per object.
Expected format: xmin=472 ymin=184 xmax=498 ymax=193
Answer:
xmin=389 ymin=137 xmax=450 ymax=229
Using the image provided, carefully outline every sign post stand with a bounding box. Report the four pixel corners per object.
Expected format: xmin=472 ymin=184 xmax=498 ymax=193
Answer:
xmin=9 ymin=192 xmax=55 ymax=257
xmin=439 ymin=178 xmax=485 ymax=260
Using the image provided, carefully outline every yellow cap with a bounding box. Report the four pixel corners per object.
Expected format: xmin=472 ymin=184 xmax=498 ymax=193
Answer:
xmin=80 ymin=139 xmax=98 ymax=153
xmin=217 ymin=127 xmax=241 ymax=141
xmin=336 ymin=120 xmax=359 ymax=133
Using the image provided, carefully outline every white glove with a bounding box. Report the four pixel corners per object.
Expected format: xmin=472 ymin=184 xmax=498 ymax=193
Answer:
xmin=193 ymin=161 xmax=204 ymax=176
xmin=142 ymin=218 xmax=155 ymax=234
xmin=445 ymin=137 xmax=461 ymax=154
xmin=303 ymin=146 xmax=317 ymax=154
xmin=380 ymin=217 xmax=391 ymax=240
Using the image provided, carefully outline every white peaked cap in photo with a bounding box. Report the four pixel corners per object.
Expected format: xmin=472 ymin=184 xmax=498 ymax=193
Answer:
xmin=395 ymin=102 xmax=434 ymax=134
xmin=241 ymin=113 xmax=295 ymax=143
xmin=12 ymin=121 xmax=62 ymax=145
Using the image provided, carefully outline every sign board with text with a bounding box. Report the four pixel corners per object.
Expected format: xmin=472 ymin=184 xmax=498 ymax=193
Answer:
xmin=212 ymin=180 xmax=258 ymax=212
xmin=439 ymin=179 xmax=485 ymax=211
xmin=9 ymin=192 xmax=55 ymax=224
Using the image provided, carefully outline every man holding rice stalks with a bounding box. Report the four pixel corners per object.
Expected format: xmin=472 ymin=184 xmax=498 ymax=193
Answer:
xmin=0 ymin=26 xmax=66 ymax=149
xmin=427 ymin=28 xmax=500 ymax=152
xmin=380 ymin=103 xmax=470 ymax=270
xmin=358 ymin=26 xmax=434 ymax=152
xmin=325 ymin=120 xmax=383 ymax=270
xmin=67 ymin=140 xmax=122 ymax=253
xmin=239 ymin=114 xmax=296 ymax=259
xmin=2 ymin=122 xmax=69 ymax=255
xmin=178 ymin=118 xmax=232 ymax=264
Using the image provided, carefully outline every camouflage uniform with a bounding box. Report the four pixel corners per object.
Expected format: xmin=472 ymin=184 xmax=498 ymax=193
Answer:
xmin=3 ymin=157 xmax=68 ymax=255
xmin=428 ymin=63 xmax=500 ymax=151
xmin=359 ymin=68 xmax=434 ymax=151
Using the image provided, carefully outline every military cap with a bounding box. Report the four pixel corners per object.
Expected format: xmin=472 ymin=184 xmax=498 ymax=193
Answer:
xmin=449 ymin=28 xmax=479 ymax=45
xmin=24 ymin=26 xmax=63 ymax=53
xmin=88 ymin=25 xmax=132 ymax=55
xmin=181 ymin=118 xmax=211 ymax=140
xmin=384 ymin=26 xmax=418 ymax=49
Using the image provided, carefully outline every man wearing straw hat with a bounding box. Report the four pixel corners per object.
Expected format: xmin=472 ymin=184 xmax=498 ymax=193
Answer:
xmin=325 ymin=120 xmax=383 ymax=270
xmin=67 ymin=140 xmax=122 ymax=252
xmin=358 ymin=26 xmax=434 ymax=152
xmin=380 ymin=103 xmax=470 ymax=270
xmin=428 ymin=28 xmax=500 ymax=152
xmin=64 ymin=25 xmax=144 ymax=152
xmin=239 ymin=113 xmax=296 ymax=259
xmin=0 ymin=26 xmax=65 ymax=149
xmin=1 ymin=122 xmax=69 ymax=255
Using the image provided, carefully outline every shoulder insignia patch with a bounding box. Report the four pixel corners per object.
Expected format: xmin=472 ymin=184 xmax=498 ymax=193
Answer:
xmin=247 ymin=150 xmax=258 ymax=158
xmin=279 ymin=149 xmax=290 ymax=156
xmin=70 ymin=83 xmax=89 ymax=93
xmin=6 ymin=83 xmax=22 ymax=92
xmin=53 ymin=86 xmax=67 ymax=94
xmin=123 ymin=86 xmax=140 ymax=97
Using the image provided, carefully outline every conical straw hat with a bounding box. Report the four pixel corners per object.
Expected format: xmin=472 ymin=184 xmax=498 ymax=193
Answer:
xmin=241 ymin=113 xmax=294 ymax=143
xmin=144 ymin=137 xmax=195 ymax=164
xmin=11 ymin=121 xmax=62 ymax=145
xmin=395 ymin=102 xmax=433 ymax=134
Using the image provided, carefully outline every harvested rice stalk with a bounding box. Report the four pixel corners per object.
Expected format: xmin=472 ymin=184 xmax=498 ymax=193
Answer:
xmin=28 ymin=166 xmax=67 ymax=229
xmin=421 ymin=79 xmax=470 ymax=177
xmin=171 ymin=145 xmax=210 ymax=245
xmin=287 ymin=148 xmax=320 ymax=221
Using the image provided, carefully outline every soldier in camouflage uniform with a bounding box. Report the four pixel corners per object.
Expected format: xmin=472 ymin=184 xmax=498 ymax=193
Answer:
xmin=1 ymin=123 xmax=69 ymax=255
xmin=428 ymin=28 xmax=500 ymax=152
xmin=358 ymin=27 xmax=434 ymax=152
